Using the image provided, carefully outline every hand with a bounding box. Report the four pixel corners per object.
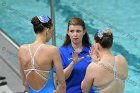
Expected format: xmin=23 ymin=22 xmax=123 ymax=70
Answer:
xmin=89 ymin=46 xmax=100 ymax=62
xmin=53 ymin=90 xmax=57 ymax=93
xmin=23 ymin=82 xmax=29 ymax=92
xmin=72 ymin=51 xmax=84 ymax=64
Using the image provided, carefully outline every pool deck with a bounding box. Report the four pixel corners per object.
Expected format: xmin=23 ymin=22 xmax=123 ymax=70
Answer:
xmin=0 ymin=30 xmax=25 ymax=93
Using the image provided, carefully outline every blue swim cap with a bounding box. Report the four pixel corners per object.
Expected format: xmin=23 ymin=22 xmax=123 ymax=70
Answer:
xmin=37 ymin=15 xmax=50 ymax=23
xmin=98 ymin=29 xmax=104 ymax=39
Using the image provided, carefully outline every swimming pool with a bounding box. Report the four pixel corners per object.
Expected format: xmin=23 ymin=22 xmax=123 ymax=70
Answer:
xmin=0 ymin=0 xmax=140 ymax=92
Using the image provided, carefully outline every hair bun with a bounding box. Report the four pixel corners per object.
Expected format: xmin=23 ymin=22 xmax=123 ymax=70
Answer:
xmin=31 ymin=16 xmax=53 ymax=33
xmin=103 ymin=28 xmax=112 ymax=37
xmin=31 ymin=17 xmax=41 ymax=26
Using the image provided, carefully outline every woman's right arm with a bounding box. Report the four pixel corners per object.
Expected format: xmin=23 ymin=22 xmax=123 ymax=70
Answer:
xmin=53 ymin=47 xmax=66 ymax=93
xmin=63 ymin=60 xmax=75 ymax=80
xmin=64 ymin=52 xmax=84 ymax=80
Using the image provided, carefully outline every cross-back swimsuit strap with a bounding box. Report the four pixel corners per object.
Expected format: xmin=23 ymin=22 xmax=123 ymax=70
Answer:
xmin=106 ymin=56 xmax=125 ymax=81
xmin=106 ymin=56 xmax=118 ymax=80
xmin=113 ymin=57 xmax=118 ymax=79
xmin=24 ymin=44 xmax=50 ymax=80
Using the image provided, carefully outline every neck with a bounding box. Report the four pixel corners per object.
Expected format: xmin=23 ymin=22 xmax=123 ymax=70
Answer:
xmin=71 ymin=42 xmax=83 ymax=53
xmin=99 ymin=48 xmax=112 ymax=59
xmin=34 ymin=34 xmax=46 ymax=44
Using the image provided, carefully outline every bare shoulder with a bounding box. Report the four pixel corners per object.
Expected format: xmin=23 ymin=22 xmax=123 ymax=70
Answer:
xmin=116 ymin=54 xmax=128 ymax=79
xmin=18 ymin=44 xmax=29 ymax=64
xmin=87 ymin=63 xmax=94 ymax=71
xmin=19 ymin=44 xmax=29 ymax=54
xmin=50 ymin=45 xmax=59 ymax=53
xmin=87 ymin=62 xmax=100 ymax=73
xmin=116 ymin=54 xmax=127 ymax=66
xmin=86 ymin=62 xmax=101 ymax=79
xmin=42 ymin=45 xmax=57 ymax=49
xmin=48 ymin=45 xmax=58 ymax=50
xmin=42 ymin=45 xmax=59 ymax=54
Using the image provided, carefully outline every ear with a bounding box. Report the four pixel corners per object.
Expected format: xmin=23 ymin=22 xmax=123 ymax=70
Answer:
xmin=83 ymin=30 xmax=86 ymax=35
xmin=96 ymin=43 xmax=101 ymax=51
xmin=45 ymin=28 xmax=49 ymax=35
xmin=67 ymin=29 xmax=69 ymax=35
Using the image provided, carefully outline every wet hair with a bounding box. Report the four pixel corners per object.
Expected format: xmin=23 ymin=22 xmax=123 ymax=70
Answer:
xmin=62 ymin=17 xmax=91 ymax=47
xmin=94 ymin=28 xmax=113 ymax=48
xmin=31 ymin=16 xmax=53 ymax=33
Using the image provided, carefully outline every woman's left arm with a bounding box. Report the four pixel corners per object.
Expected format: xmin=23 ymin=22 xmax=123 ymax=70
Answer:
xmin=18 ymin=46 xmax=28 ymax=92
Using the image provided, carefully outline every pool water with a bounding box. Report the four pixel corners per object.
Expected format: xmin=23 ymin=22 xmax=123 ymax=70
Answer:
xmin=0 ymin=0 xmax=140 ymax=92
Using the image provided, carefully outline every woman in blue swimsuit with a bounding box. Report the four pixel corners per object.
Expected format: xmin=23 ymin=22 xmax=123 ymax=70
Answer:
xmin=81 ymin=28 xmax=128 ymax=93
xmin=18 ymin=15 xmax=66 ymax=93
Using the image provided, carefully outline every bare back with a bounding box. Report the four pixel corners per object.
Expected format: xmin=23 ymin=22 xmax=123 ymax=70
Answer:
xmin=19 ymin=44 xmax=57 ymax=91
xmin=92 ymin=55 xmax=128 ymax=93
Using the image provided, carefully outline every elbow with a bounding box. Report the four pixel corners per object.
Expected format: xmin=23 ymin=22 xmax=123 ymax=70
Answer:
xmin=64 ymin=69 xmax=70 ymax=80
xmin=65 ymin=75 xmax=69 ymax=80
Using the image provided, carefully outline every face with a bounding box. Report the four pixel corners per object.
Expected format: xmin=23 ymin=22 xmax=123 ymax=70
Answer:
xmin=49 ymin=26 xmax=54 ymax=35
xmin=67 ymin=25 xmax=85 ymax=45
xmin=45 ymin=26 xmax=54 ymax=41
